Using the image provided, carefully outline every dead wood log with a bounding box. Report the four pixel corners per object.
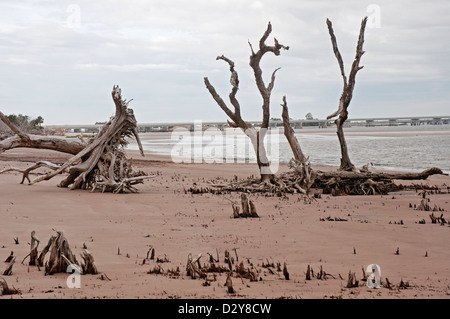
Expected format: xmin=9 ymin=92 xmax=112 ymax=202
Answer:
xmin=0 ymin=161 xmax=64 ymax=184
xmin=346 ymin=270 xmax=359 ymax=288
xmin=204 ymin=22 xmax=288 ymax=183
xmin=1 ymin=86 xmax=150 ymax=193
xmin=326 ymin=17 xmax=368 ymax=172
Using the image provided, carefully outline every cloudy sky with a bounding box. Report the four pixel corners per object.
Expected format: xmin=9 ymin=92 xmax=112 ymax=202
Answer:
xmin=0 ymin=0 xmax=449 ymax=125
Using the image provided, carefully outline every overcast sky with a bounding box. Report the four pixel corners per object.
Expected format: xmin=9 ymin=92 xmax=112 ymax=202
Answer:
xmin=0 ymin=0 xmax=449 ymax=125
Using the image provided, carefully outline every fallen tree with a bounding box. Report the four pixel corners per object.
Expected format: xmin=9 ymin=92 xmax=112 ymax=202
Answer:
xmin=0 ymin=85 xmax=154 ymax=193
xmin=205 ymin=166 xmax=445 ymax=196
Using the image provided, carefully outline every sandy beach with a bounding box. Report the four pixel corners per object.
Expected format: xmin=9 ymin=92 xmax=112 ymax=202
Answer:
xmin=1 ymin=145 xmax=450 ymax=300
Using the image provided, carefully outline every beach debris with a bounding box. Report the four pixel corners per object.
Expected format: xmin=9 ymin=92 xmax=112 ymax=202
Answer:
xmin=232 ymin=194 xmax=259 ymax=218
xmin=306 ymin=265 xmax=312 ymax=280
xmin=429 ymin=213 xmax=448 ymax=225
xmin=0 ymin=277 xmax=20 ymax=296
xmin=305 ymin=264 xmax=335 ymax=281
xmin=80 ymin=249 xmax=98 ymax=275
xmin=283 ymin=263 xmax=290 ymax=280
xmin=21 ymin=231 xmax=40 ymax=266
xmin=346 ymin=270 xmax=359 ymax=288
xmin=203 ymin=167 xmax=445 ymax=197
xmin=35 ymin=230 xmax=79 ymax=275
xmin=320 ymin=216 xmax=348 ymax=222
xmin=0 ymin=86 xmax=153 ymax=193
xmin=225 ymin=272 xmax=235 ymax=294
xmin=3 ymin=252 xmax=15 ymax=276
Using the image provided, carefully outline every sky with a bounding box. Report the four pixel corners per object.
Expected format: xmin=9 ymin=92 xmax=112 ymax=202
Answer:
xmin=0 ymin=0 xmax=449 ymax=125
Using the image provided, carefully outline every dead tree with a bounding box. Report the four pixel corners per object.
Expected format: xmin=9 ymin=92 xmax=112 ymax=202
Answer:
xmin=204 ymin=22 xmax=289 ymax=183
xmin=326 ymin=17 xmax=368 ymax=172
xmin=0 ymin=86 xmax=154 ymax=193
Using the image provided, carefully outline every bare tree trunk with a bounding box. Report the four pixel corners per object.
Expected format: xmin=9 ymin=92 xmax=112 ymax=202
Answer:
xmin=326 ymin=17 xmax=368 ymax=172
xmin=281 ymin=96 xmax=307 ymax=163
xmin=204 ymin=22 xmax=288 ymax=183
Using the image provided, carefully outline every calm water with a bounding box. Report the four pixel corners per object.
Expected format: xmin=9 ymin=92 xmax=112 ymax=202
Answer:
xmin=129 ymin=124 xmax=450 ymax=174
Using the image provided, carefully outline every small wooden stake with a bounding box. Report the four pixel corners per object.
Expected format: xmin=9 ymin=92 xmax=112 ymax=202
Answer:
xmin=226 ymin=272 xmax=235 ymax=294
xmin=283 ymin=263 xmax=290 ymax=280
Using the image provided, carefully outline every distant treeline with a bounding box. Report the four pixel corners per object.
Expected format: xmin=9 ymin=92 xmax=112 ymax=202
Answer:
xmin=0 ymin=114 xmax=44 ymax=136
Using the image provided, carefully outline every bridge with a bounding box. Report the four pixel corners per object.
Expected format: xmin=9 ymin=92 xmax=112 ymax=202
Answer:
xmin=45 ymin=115 xmax=450 ymax=133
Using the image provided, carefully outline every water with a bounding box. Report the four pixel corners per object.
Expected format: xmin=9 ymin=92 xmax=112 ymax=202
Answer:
xmin=128 ymin=124 xmax=450 ymax=174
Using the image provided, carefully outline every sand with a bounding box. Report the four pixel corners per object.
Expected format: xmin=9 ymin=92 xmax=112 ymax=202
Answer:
xmin=0 ymin=147 xmax=450 ymax=300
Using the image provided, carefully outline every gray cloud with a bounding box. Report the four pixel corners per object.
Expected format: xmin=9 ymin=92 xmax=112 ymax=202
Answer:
xmin=0 ymin=0 xmax=449 ymax=125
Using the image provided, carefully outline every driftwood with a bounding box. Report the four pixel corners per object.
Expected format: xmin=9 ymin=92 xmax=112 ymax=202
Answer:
xmin=0 ymin=277 xmax=20 ymax=296
xmin=80 ymin=249 xmax=98 ymax=275
xmin=346 ymin=270 xmax=359 ymax=288
xmin=235 ymin=194 xmax=259 ymax=218
xmin=41 ymin=230 xmax=78 ymax=275
xmin=225 ymin=272 xmax=235 ymax=294
xmin=205 ymin=167 xmax=445 ymax=196
xmin=204 ymin=22 xmax=288 ymax=183
xmin=0 ymin=86 xmax=151 ymax=193
xmin=21 ymin=231 xmax=40 ymax=266
xmin=3 ymin=252 xmax=15 ymax=276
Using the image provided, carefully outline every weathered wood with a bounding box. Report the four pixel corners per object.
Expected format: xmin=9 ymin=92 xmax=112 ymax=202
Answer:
xmin=80 ymin=249 xmax=98 ymax=275
xmin=44 ymin=230 xmax=78 ymax=275
xmin=281 ymin=96 xmax=307 ymax=163
xmin=1 ymin=86 xmax=150 ymax=193
xmin=346 ymin=270 xmax=359 ymax=288
xmin=225 ymin=272 xmax=235 ymax=293
xmin=326 ymin=17 xmax=368 ymax=172
xmin=0 ymin=277 xmax=20 ymax=295
xmin=3 ymin=254 xmax=15 ymax=276
xmin=204 ymin=22 xmax=288 ymax=183
xmin=29 ymin=231 xmax=40 ymax=266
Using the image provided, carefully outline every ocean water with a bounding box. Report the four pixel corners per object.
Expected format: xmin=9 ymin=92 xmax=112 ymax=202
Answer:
xmin=129 ymin=124 xmax=450 ymax=174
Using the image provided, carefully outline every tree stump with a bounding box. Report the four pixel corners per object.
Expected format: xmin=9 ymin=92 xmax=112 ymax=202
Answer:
xmin=80 ymin=249 xmax=98 ymax=275
xmin=29 ymin=231 xmax=39 ymax=266
xmin=3 ymin=253 xmax=15 ymax=276
xmin=0 ymin=277 xmax=20 ymax=296
xmin=43 ymin=231 xmax=78 ymax=275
